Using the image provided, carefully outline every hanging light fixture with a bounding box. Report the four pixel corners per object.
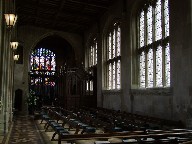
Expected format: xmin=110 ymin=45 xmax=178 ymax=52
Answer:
xmin=13 ymin=54 xmax=19 ymax=61
xmin=9 ymin=0 xmax=19 ymax=51
xmin=4 ymin=0 xmax=17 ymax=29
xmin=4 ymin=14 xmax=17 ymax=28
xmin=10 ymin=41 xmax=19 ymax=50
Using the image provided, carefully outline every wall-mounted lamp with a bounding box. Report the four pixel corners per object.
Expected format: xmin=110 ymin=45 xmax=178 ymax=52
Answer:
xmin=4 ymin=14 xmax=17 ymax=29
xmin=13 ymin=54 xmax=19 ymax=61
xmin=10 ymin=41 xmax=19 ymax=50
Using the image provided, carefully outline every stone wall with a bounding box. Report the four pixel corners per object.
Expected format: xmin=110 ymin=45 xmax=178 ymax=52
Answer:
xmin=14 ymin=25 xmax=83 ymax=114
xmin=84 ymin=0 xmax=192 ymax=125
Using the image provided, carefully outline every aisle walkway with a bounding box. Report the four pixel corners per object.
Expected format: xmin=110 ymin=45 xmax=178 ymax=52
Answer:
xmin=8 ymin=115 xmax=44 ymax=144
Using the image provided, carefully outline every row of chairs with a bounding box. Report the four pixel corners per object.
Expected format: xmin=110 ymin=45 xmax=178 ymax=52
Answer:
xmin=39 ymin=106 xmax=192 ymax=144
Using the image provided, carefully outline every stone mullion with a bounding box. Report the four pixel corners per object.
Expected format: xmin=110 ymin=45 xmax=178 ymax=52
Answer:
xmin=97 ymin=31 xmax=102 ymax=107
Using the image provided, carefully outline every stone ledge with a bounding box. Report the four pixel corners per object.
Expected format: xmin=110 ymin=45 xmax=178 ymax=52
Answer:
xmin=130 ymin=87 xmax=173 ymax=96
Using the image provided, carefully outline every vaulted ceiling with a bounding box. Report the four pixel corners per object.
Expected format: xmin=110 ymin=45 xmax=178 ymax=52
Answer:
xmin=16 ymin=0 xmax=115 ymax=34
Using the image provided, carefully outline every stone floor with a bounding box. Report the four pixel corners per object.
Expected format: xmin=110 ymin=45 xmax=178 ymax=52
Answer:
xmin=5 ymin=114 xmax=192 ymax=144
xmin=7 ymin=115 xmax=44 ymax=144
xmin=5 ymin=114 xmax=113 ymax=144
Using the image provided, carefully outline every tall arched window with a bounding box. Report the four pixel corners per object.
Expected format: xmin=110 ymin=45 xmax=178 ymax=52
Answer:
xmin=29 ymin=48 xmax=56 ymax=105
xmin=105 ymin=22 xmax=121 ymax=90
xmin=138 ymin=0 xmax=170 ymax=88
xmin=87 ymin=37 xmax=97 ymax=91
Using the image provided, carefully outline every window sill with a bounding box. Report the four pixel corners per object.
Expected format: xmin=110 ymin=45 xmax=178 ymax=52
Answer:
xmin=102 ymin=89 xmax=122 ymax=94
xmin=130 ymin=87 xmax=173 ymax=96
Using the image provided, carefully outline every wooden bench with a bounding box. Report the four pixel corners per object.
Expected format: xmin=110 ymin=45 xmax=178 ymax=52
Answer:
xmin=57 ymin=131 xmax=192 ymax=144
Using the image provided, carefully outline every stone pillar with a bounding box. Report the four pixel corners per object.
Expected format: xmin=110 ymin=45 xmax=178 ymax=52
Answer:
xmin=0 ymin=0 xmax=4 ymax=135
xmin=120 ymin=1 xmax=133 ymax=112
xmin=170 ymin=0 xmax=192 ymax=124
xmin=97 ymin=30 xmax=103 ymax=107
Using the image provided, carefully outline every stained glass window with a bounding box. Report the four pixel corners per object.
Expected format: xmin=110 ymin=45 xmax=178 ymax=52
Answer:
xmin=30 ymin=48 xmax=56 ymax=86
xmin=30 ymin=48 xmax=56 ymax=71
xmin=106 ymin=23 xmax=121 ymax=90
xmin=138 ymin=0 xmax=170 ymax=88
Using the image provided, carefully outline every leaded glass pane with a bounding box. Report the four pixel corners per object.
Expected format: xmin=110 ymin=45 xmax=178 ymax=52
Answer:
xmin=117 ymin=26 xmax=121 ymax=56
xmin=112 ymin=62 xmax=116 ymax=89
xmin=164 ymin=0 xmax=169 ymax=37
xmin=108 ymin=33 xmax=112 ymax=60
xmin=31 ymin=48 xmax=56 ymax=72
xmin=108 ymin=63 xmax=112 ymax=90
xmin=117 ymin=60 xmax=121 ymax=89
xmin=95 ymin=42 xmax=97 ymax=65
xmin=156 ymin=45 xmax=163 ymax=87
xmin=93 ymin=45 xmax=95 ymax=65
xmin=165 ymin=43 xmax=170 ymax=86
xmin=90 ymin=81 xmax=93 ymax=91
xmin=51 ymin=56 xmax=56 ymax=71
xmin=106 ymin=23 xmax=121 ymax=90
xmin=30 ymin=56 xmax=34 ymax=70
xmin=140 ymin=10 xmax=145 ymax=47
xmin=86 ymin=81 xmax=89 ymax=91
xmin=89 ymin=38 xmax=97 ymax=67
xmin=112 ymin=29 xmax=116 ymax=58
xmin=147 ymin=48 xmax=153 ymax=87
xmin=138 ymin=0 xmax=170 ymax=88
xmin=147 ymin=6 xmax=153 ymax=45
xmin=89 ymin=47 xmax=91 ymax=67
xmin=140 ymin=51 xmax=145 ymax=88
xmin=155 ymin=0 xmax=162 ymax=41
xmin=90 ymin=46 xmax=93 ymax=66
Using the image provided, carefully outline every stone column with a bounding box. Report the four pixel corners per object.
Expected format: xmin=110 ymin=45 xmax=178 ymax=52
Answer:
xmin=97 ymin=29 xmax=103 ymax=107
xmin=0 ymin=0 xmax=4 ymax=135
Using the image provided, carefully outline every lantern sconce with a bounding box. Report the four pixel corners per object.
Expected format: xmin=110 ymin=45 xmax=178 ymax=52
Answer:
xmin=4 ymin=14 xmax=17 ymax=29
xmin=13 ymin=54 xmax=19 ymax=61
xmin=10 ymin=41 xmax=19 ymax=50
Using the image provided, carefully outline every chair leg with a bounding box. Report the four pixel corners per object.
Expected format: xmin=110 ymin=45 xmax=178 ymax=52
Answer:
xmin=45 ymin=124 xmax=50 ymax=132
xmin=51 ymin=132 xmax=57 ymax=141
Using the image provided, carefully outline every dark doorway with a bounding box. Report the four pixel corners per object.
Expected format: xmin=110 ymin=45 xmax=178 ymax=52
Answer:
xmin=14 ymin=89 xmax=23 ymax=112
